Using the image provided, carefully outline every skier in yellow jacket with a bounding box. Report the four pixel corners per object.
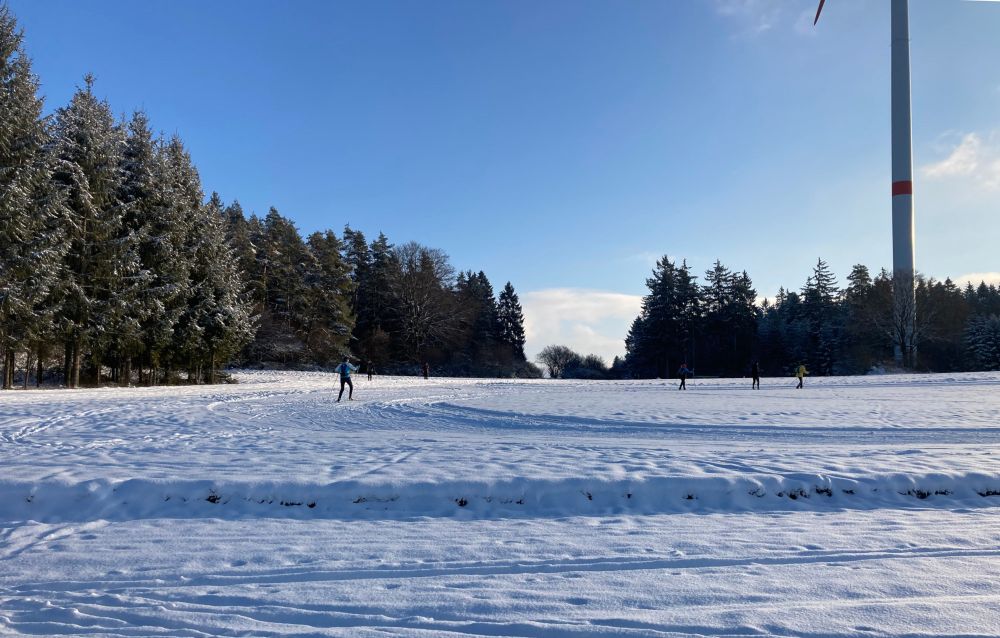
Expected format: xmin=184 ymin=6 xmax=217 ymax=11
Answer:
xmin=795 ymin=364 xmax=808 ymax=389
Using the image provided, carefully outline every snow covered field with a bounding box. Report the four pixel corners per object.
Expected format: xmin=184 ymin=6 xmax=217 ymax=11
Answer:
xmin=1 ymin=371 xmax=999 ymax=636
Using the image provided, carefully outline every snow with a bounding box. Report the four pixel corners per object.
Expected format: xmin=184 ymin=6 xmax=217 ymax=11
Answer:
xmin=1 ymin=371 xmax=999 ymax=636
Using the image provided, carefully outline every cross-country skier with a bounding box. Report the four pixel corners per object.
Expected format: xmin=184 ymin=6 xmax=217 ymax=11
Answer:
xmin=336 ymin=358 xmax=358 ymax=402
xmin=677 ymin=363 xmax=692 ymax=390
xmin=795 ymin=364 xmax=808 ymax=389
xmin=422 ymin=361 xmax=430 ymax=380
xmin=751 ymin=360 xmax=760 ymax=390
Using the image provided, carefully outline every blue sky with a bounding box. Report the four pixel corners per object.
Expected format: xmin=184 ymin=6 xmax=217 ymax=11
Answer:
xmin=9 ymin=0 xmax=1000 ymax=361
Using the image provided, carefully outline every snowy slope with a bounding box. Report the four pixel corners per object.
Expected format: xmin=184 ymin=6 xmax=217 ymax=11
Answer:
xmin=1 ymin=371 xmax=999 ymax=636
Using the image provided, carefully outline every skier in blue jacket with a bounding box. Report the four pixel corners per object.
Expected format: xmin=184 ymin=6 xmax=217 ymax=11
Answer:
xmin=336 ymin=358 xmax=358 ymax=402
xmin=677 ymin=363 xmax=693 ymax=390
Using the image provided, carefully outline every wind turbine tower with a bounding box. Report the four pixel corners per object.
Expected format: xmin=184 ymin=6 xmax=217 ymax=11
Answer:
xmin=814 ymin=0 xmax=915 ymax=365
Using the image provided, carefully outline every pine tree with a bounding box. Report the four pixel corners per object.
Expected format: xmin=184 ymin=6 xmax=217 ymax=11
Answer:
xmin=342 ymin=226 xmax=379 ymax=362
xmin=497 ymin=281 xmax=527 ymax=371
xmin=51 ymin=75 xmax=129 ymax=387
xmin=251 ymin=207 xmax=313 ymax=363
xmin=222 ymin=200 xmax=256 ymax=290
xmin=357 ymin=232 xmax=398 ymax=364
xmin=178 ymin=192 xmax=255 ymax=381
xmin=845 ymin=264 xmax=872 ymax=303
xmin=128 ymin=134 xmax=199 ymax=381
xmin=452 ymin=271 xmax=500 ymax=373
xmin=625 ymin=256 xmax=677 ymax=378
xmin=671 ymin=260 xmax=764 ymax=375
xmin=800 ymin=258 xmax=842 ymax=374
xmin=367 ymin=232 xmax=396 ymax=335
xmin=304 ymin=230 xmax=355 ymax=364
xmin=703 ymin=260 xmax=733 ymax=317
xmin=114 ymin=110 xmax=165 ymax=384
xmin=625 ymin=256 xmax=701 ymax=378
xmin=728 ymin=270 xmax=759 ymax=373
xmin=840 ymin=264 xmax=886 ymax=372
xmin=0 ymin=7 xmax=66 ymax=388
xmin=342 ymin=225 xmax=370 ymax=316
xmin=965 ymin=315 xmax=1000 ymax=371
xmin=674 ymin=260 xmax=702 ymax=369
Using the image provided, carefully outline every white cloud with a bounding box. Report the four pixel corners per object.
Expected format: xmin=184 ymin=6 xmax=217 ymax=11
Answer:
xmin=921 ymin=132 xmax=1000 ymax=189
xmin=713 ymin=0 xmax=816 ymax=37
xmin=713 ymin=0 xmax=784 ymax=34
xmin=923 ymin=133 xmax=982 ymax=177
xmin=520 ymin=288 xmax=643 ymax=364
xmin=793 ymin=8 xmax=821 ymax=36
xmin=953 ymin=272 xmax=1000 ymax=288
xmin=625 ymin=251 xmax=661 ymax=267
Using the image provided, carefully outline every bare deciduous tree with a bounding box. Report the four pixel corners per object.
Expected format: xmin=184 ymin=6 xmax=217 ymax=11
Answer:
xmin=875 ymin=271 xmax=932 ymax=369
xmin=536 ymin=345 xmax=582 ymax=379
xmin=387 ymin=242 xmax=460 ymax=361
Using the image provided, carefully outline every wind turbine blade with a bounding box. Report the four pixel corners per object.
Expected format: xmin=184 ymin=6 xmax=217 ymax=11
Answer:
xmin=813 ymin=0 xmax=827 ymax=25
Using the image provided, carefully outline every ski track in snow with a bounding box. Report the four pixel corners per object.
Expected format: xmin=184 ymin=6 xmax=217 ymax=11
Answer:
xmin=1 ymin=371 xmax=999 ymax=636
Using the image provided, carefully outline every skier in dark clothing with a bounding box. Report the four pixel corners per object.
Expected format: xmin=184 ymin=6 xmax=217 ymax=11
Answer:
xmin=751 ymin=360 xmax=760 ymax=390
xmin=336 ymin=358 xmax=358 ymax=402
xmin=677 ymin=363 xmax=692 ymax=390
xmin=366 ymin=360 xmax=373 ymax=381
xmin=422 ymin=362 xmax=429 ymax=380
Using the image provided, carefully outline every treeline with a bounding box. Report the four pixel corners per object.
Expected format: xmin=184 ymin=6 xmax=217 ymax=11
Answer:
xmin=0 ymin=5 xmax=254 ymax=389
xmin=621 ymin=256 xmax=1000 ymax=378
xmin=225 ymin=206 xmax=535 ymax=377
xmin=0 ymin=6 xmax=533 ymax=388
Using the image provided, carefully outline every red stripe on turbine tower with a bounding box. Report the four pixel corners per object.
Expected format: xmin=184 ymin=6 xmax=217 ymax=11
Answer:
xmin=892 ymin=180 xmax=913 ymax=196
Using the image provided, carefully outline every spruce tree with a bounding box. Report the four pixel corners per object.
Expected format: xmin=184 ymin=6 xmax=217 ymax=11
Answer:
xmin=304 ymin=230 xmax=355 ymax=364
xmin=674 ymin=260 xmax=702 ymax=369
xmin=222 ymin=201 xmax=257 ymax=288
xmin=454 ymin=271 xmax=500 ymax=373
xmin=342 ymin=228 xmax=403 ymax=362
xmin=342 ymin=225 xmax=370 ymax=316
xmin=701 ymin=260 xmax=733 ymax=373
xmin=497 ymin=281 xmax=527 ymax=369
xmin=0 ymin=7 xmax=66 ymax=388
xmin=728 ymin=270 xmax=759 ymax=373
xmin=178 ymin=192 xmax=255 ymax=381
xmin=131 ymin=134 xmax=198 ymax=381
xmin=51 ymin=75 xmax=129 ymax=387
xmin=367 ymin=232 xmax=396 ymax=334
xmin=800 ymin=258 xmax=842 ymax=374
xmin=252 ymin=207 xmax=313 ymax=363
xmin=357 ymin=232 xmax=398 ymax=363
xmin=625 ymin=256 xmax=701 ymax=378
xmin=965 ymin=315 xmax=1000 ymax=371
xmin=115 ymin=110 xmax=164 ymax=384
